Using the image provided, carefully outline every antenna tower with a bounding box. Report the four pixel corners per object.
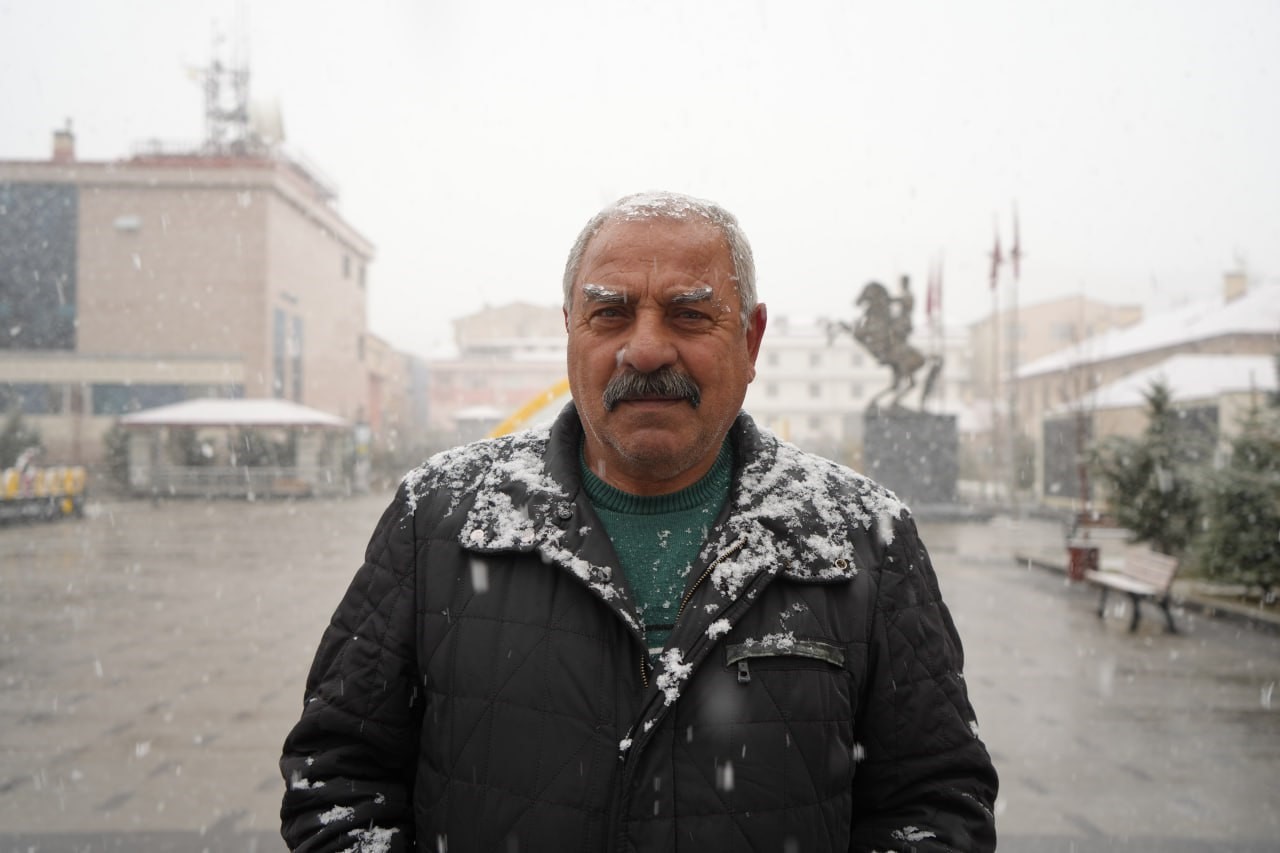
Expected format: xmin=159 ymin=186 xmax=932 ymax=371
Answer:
xmin=199 ymin=22 xmax=252 ymax=154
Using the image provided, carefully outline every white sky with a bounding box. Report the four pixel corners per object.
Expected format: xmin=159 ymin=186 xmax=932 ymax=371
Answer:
xmin=2 ymin=0 xmax=1277 ymax=358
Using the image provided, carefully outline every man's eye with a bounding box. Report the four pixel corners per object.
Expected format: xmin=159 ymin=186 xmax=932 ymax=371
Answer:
xmin=592 ymin=307 xmax=624 ymax=320
xmin=676 ymin=309 xmax=710 ymax=322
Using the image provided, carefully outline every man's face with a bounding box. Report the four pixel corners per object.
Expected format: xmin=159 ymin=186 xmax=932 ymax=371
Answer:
xmin=565 ymin=217 xmax=766 ymax=495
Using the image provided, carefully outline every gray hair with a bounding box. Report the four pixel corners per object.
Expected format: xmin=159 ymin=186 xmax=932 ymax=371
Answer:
xmin=561 ymin=191 xmax=758 ymax=327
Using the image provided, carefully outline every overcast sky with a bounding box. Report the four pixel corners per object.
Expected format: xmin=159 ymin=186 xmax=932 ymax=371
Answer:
xmin=2 ymin=0 xmax=1277 ymax=358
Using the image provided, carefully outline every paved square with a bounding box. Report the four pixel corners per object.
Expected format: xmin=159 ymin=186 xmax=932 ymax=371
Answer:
xmin=1 ymin=499 xmax=1277 ymax=851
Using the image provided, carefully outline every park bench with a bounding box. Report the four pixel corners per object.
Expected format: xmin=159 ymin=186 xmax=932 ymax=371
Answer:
xmin=1085 ymin=547 xmax=1180 ymax=633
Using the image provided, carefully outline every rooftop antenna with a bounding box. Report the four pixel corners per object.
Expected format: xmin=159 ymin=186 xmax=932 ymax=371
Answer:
xmin=196 ymin=19 xmax=251 ymax=154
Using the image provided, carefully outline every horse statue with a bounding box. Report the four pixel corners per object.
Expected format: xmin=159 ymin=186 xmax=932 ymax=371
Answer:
xmin=827 ymin=278 xmax=944 ymax=411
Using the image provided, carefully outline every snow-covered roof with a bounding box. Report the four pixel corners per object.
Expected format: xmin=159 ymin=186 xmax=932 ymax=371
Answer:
xmin=119 ymin=398 xmax=350 ymax=429
xmin=1019 ymin=285 xmax=1280 ymax=379
xmin=1050 ymin=354 xmax=1277 ymax=414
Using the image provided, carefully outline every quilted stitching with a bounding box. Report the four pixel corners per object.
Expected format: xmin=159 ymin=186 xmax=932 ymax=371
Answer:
xmin=280 ymin=408 xmax=997 ymax=852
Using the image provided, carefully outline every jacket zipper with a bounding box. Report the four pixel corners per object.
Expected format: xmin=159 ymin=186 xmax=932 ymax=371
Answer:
xmin=612 ymin=535 xmax=754 ymax=851
xmin=638 ymin=537 xmax=747 ymax=687
xmin=676 ymin=536 xmax=746 ymax=622
xmin=632 ymin=537 xmax=747 ymax=686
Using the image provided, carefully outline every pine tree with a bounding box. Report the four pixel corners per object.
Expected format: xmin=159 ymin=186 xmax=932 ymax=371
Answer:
xmin=1196 ymin=404 xmax=1280 ymax=600
xmin=1090 ymin=381 xmax=1202 ymax=556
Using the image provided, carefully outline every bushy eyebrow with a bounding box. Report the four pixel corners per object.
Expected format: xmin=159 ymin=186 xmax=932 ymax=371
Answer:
xmin=581 ymin=283 xmax=626 ymax=304
xmin=671 ymin=286 xmax=714 ymax=304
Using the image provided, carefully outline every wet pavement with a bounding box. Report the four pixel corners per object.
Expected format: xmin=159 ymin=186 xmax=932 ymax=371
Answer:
xmin=1 ymin=497 xmax=1277 ymax=852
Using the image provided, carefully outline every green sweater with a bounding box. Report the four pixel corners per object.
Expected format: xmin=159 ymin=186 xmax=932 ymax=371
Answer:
xmin=580 ymin=442 xmax=733 ymax=659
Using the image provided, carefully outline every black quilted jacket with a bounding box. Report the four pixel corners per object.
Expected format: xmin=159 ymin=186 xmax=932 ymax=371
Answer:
xmin=280 ymin=406 xmax=998 ymax=852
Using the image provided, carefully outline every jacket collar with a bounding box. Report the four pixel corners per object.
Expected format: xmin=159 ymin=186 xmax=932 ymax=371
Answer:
xmin=446 ymin=404 xmax=905 ymax=600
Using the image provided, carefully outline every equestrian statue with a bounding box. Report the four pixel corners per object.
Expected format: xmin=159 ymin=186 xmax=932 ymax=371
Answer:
xmin=826 ymin=275 xmax=944 ymax=411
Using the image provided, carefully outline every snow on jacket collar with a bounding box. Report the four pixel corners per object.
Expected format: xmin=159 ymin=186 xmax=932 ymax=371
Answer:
xmin=404 ymin=404 xmax=909 ymax=714
xmin=406 ymin=402 xmax=906 ymax=612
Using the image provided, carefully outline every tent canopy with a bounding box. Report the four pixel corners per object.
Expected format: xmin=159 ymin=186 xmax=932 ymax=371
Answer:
xmin=119 ymin=398 xmax=350 ymax=430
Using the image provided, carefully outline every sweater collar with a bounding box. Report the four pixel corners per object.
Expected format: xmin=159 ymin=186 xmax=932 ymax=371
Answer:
xmin=579 ymin=439 xmax=733 ymax=515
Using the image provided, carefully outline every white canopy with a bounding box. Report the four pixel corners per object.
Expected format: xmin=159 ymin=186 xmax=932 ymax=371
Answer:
xmin=119 ymin=398 xmax=350 ymax=429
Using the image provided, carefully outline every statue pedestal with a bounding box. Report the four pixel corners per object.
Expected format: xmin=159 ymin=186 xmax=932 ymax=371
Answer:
xmin=863 ymin=409 xmax=958 ymax=507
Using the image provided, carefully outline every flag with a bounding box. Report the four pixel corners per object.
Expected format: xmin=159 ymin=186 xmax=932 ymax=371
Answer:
xmin=925 ymin=261 xmax=936 ymax=321
xmin=926 ymin=256 xmax=943 ymax=325
xmin=989 ymin=229 xmax=1003 ymax=290
xmin=1011 ymin=204 xmax=1022 ymax=282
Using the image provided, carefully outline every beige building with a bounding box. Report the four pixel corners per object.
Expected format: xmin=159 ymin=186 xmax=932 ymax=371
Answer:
xmin=745 ymin=316 xmax=971 ymax=466
xmin=0 ymin=130 xmax=381 ymax=465
xmin=423 ymin=303 xmax=569 ymax=446
xmin=1019 ymin=275 xmax=1278 ymax=502
xmin=968 ymin=294 xmax=1143 ymax=403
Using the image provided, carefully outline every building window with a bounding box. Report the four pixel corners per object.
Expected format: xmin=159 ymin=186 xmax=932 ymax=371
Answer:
xmin=0 ymin=183 xmax=77 ymax=351
xmin=0 ymin=383 xmax=64 ymax=414
xmin=809 ymin=382 xmax=821 ymax=399
xmin=343 ymin=254 xmax=352 ymax=279
xmin=851 ymin=353 xmax=863 ymax=368
xmin=851 ymin=382 xmax=863 ymax=398
xmin=290 ymin=316 xmax=305 ymax=402
xmin=767 ymin=352 xmax=780 ymax=367
xmin=91 ymin=383 xmax=187 ymax=416
xmin=809 ymin=352 xmax=822 ymax=367
xmin=808 ymin=415 xmax=823 ymax=431
xmin=272 ymin=308 xmax=287 ymax=398
xmin=765 ymin=382 xmax=778 ymax=398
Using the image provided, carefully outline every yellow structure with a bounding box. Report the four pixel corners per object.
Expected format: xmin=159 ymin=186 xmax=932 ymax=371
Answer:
xmin=487 ymin=379 xmax=571 ymax=438
xmin=0 ymin=465 xmax=88 ymax=522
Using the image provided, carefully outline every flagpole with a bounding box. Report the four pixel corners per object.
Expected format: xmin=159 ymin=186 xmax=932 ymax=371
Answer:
xmin=989 ymin=225 xmax=1002 ymax=502
xmin=1007 ymin=204 xmax=1021 ymax=512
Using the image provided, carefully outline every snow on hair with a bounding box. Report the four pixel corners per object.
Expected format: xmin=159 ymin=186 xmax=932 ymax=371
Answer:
xmin=561 ymin=191 xmax=758 ymax=327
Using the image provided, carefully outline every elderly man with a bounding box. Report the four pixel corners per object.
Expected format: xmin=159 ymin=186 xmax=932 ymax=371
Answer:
xmin=280 ymin=192 xmax=998 ymax=851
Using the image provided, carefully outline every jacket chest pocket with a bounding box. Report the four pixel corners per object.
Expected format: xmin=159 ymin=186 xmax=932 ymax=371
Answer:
xmin=725 ymin=639 xmax=847 ymax=684
xmin=674 ymin=637 xmax=858 ymax=812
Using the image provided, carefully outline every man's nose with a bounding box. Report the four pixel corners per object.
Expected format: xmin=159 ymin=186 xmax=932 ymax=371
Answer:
xmin=621 ymin=312 xmax=677 ymax=374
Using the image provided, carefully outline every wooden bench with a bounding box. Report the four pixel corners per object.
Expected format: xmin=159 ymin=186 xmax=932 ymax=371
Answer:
xmin=1084 ymin=548 xmax=1180 ymax=633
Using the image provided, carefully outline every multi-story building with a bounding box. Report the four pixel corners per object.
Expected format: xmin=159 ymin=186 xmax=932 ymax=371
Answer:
xmin=745 ymin=315 xmax=970 ymax=467
xmin=420 ymin=303 xmax=973 ymax=466
xmin=968 ymin=294 xmax=1143 ymax=404
xmin=0 ymin=128 xmax=381 ymax=464
xmin=1019 ymin=274 xmax=1278 ymax=502
xmin=423 ymin=303 xmax=569 ymax=446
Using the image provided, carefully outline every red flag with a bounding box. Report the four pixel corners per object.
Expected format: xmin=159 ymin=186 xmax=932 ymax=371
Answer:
xmin=926 ymin=261 xmax=936 ymax=321
xmin=926 ymin=257 xmax=944 ymax=324
xmin=1011 ymin=205 xmax=1022 ymax=282
xmin=989 ymin=229 xmax=1003 ymax=290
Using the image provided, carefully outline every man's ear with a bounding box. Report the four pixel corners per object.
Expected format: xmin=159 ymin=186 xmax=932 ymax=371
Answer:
xmin=745 ymin=303 xmax=767 ymax=382
xmin=563 ymin=305 xmax=570 ymax=332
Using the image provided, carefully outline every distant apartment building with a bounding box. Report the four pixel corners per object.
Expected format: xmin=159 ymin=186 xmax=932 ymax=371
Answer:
xmin=1018 ymin=274 xmax=1278 ymax=502
xmin=423 ymin=303 xmax=569 ymax=446
xmin=968 ymin=294 xmax=1143 ymax=404
xmin=0 ymin=128 xmax=379 ymax=464
xmin=420 ymin=303 xmax=973 ymax=463
xmin=744 ymin=316 xmax=971 ymax=467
